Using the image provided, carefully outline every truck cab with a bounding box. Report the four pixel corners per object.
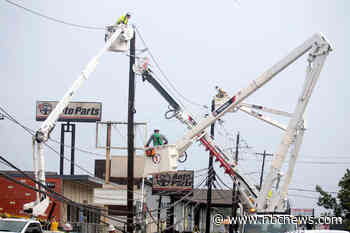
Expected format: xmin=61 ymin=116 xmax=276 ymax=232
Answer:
xmin=0 ymin=218 xmax=45 ymax=233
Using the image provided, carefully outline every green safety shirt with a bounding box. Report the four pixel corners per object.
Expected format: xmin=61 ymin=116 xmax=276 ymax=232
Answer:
xmin=116 ymin=14 xmax=129 ymax=25
xmin=146 ymin=133 xmax=168 ymax=147
xmin=153 ymin=133 xmax=163 ymax=146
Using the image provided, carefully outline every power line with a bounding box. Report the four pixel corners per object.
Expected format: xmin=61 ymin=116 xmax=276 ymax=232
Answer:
xmin=0 ymin=106 xmax=147 ymax=195
xmin=0 ymin=106 xmax=35 ymax=135
xmin=145 ymin=179 xmax=210 ymax=229
xmin=0 ymin=159 xmax=132 ymax=228
xmin=3 ymin=102 xmax=211 ymax=196
xmin=48 ymin=137 xmax=106 ymax=157
xmin=295 ymin=161 xmax=350 ymax=165
xmin=288 ymin=194 xmax=319 ymax=200
xmin=5 ymin=0 xmax=104 ymax=30
xmin=289 ymin=188 xmax=337 ymax=194
xmin=146 ymin=169 xmax=214 ymax=215
xmin=134 ymin=25 xmax=208 ymax=110
xmin=3 ymin=104 xmax=211 ymax=198
xmin=0 ymin=155 xmax=134 ymax=216
xmin=0 ymin=104 xmax=108 ymax=158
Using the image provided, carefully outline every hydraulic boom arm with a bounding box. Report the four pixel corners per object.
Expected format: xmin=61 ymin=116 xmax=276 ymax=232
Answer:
xmin=24 ymin=25 xmax=132 ymax=216
xmin=136 ymin=33 xmax=332 ymax=212
xmin=176 ymin=34 xmax=331 ymax=153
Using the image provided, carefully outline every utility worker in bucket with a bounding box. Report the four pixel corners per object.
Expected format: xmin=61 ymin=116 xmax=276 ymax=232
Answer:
xmin=116 ymin=12 xmax=131 ymax=25
xmin=145 ymin=129 xmax=168 ymax=147
xmin=105 ymin=12 xmax=131 ymax=42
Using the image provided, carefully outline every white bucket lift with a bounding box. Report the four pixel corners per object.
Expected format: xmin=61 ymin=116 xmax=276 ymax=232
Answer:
xmin=143 ymin=144 xmax=179 ymax=176
xmin=105 ymin=24 xmax=134 ymax=52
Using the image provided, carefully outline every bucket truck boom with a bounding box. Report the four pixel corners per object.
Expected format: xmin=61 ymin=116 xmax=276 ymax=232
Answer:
xmin=24 ymin=25 xmax=133 ymax=216
xmin=134 ymin=60 xmax=259 ymax=210
xmin=137 ymin=33 xmax=332 ymax=212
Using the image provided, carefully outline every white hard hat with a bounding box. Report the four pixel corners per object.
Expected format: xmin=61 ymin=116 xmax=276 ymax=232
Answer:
xmin=108 ymin=225 xmax=116 ymax=231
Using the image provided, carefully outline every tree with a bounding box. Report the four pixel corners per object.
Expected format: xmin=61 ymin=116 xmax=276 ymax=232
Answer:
xmin=315 ymin=185 xmax=342 ymax=217
xmin=316 ymin=169 xmax=350 ymax=230
xmin=338 ymin=169 xmax=350 ymax=229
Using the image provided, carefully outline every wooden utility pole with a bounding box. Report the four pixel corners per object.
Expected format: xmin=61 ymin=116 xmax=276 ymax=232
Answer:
xmin=230 ymin=132 xmax=239 ymax=233
xmin=205 ymin=99 xmax=215 ymax=233
xmin=157 ymin=196 xmax=162 ymax=233
xmin=127 ymin=29 xmax=136 ymax=233
xmin=105 ymin=122 xmax=112 ymax=183
xmin=256 ymin=150 xmax=273 ymax=190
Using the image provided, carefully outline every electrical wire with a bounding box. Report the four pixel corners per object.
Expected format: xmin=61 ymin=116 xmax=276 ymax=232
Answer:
xmin=0 ymin=105 xmax=106 ymax=158
xmin=0 ymin=106 xmax=146 ymax=195
xmin=6 ymin=0 xmax=208 ymax=112
xmin=5 ymin=0 xmax=104 ymax=30
xmin=0 ymin=168 xmax=130 ymax=230
xmin=2 ymin=106 xmax=212 ymax=202
xmin=47 ymin=138 xmax=106 ymax=157
xmin=146 ymin=170 xmax=213 ymax=215
xmin=0 ymin=147 xmax=211 ymax=221
xmin=288 ymin=188 xmax=337 ymax=194
xmin=134 ymin=25 xmax=208 ymax=110
xmin=148 ymin=170 xmax=235 ymax=226
xmin=2 ymin=104 xmax=212 ymax=199
xmin=215 ymin=173 xmax=234 ymax=191
xmin=144 ymin=177 xmax=210 ymax=228
xmin=159 ymin=188 xmax=208 ymax=231
xmin=0 ymin=106 xmax=36 ymax=135
xmin=288 ymin=194 xmax=319 ymax=200
xmin=148 ymin=171 xmax=212 ymax=213
xmin=0 ymin=155 xmax=134 ymax=218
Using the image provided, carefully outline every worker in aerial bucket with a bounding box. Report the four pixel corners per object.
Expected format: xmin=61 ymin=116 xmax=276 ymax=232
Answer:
xmin=105 ymin=12 xmax=131 ymax=42
xmin=145 ymin=129 xmax=168 ymax=147
xmin=116 ymin=12 xmax=131 ymax=25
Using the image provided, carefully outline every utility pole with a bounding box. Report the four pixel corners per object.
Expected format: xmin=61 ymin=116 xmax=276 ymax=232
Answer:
xmin=105 ymin=122 xmax=112 ymax=183
xmin=256 ymin=150 xmax=273 ymax=190
xmin=205 ymin=99 xmax=215 ymax=233
xmin=59 ymin=122 xmax=76 ymax=175
xmin=157 ymin=196 xmax=162 ymax=233
xmin=169 ymin=196 xmax=175 ymax=233
xmin=102 ymin=122 xmax=112 ymax=224
xmin=127 ymin=29 xmax=136 ymax=233
xmin=230 ymin=132 xmax=239 ymax=233
xmin=70 ymin=123 xmax=76 ymax=175
xmin=60 ymin=124 xmax=65 ymax=176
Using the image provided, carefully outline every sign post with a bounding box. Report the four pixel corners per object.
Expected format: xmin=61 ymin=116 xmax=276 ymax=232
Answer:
xmin=36 ymin=101 xmax=102 ymax=175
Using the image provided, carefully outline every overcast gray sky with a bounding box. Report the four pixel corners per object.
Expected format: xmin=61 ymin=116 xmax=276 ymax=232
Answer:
xmin=0 ymin=0 xmax=348 ymax=214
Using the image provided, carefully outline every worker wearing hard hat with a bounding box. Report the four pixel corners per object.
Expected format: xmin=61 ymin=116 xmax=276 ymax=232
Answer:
xmin=145 ymin=129 xmax=168 ymax=147
xmin=116 ymin=12 xmax=131 ymax=25
xmin=107 ymin=225 xmax=116 ymax=233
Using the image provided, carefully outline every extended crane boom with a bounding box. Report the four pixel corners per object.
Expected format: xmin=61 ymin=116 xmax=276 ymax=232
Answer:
xmin=24 ymin=25 xmax=133 ymax=216
xmin=176 ymin=34 xmax=331 ymax=153
xmin=136 ymin=63 xmax=259 ymax=210
xmin=139 ymin=33 xmax=332 ymax=213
